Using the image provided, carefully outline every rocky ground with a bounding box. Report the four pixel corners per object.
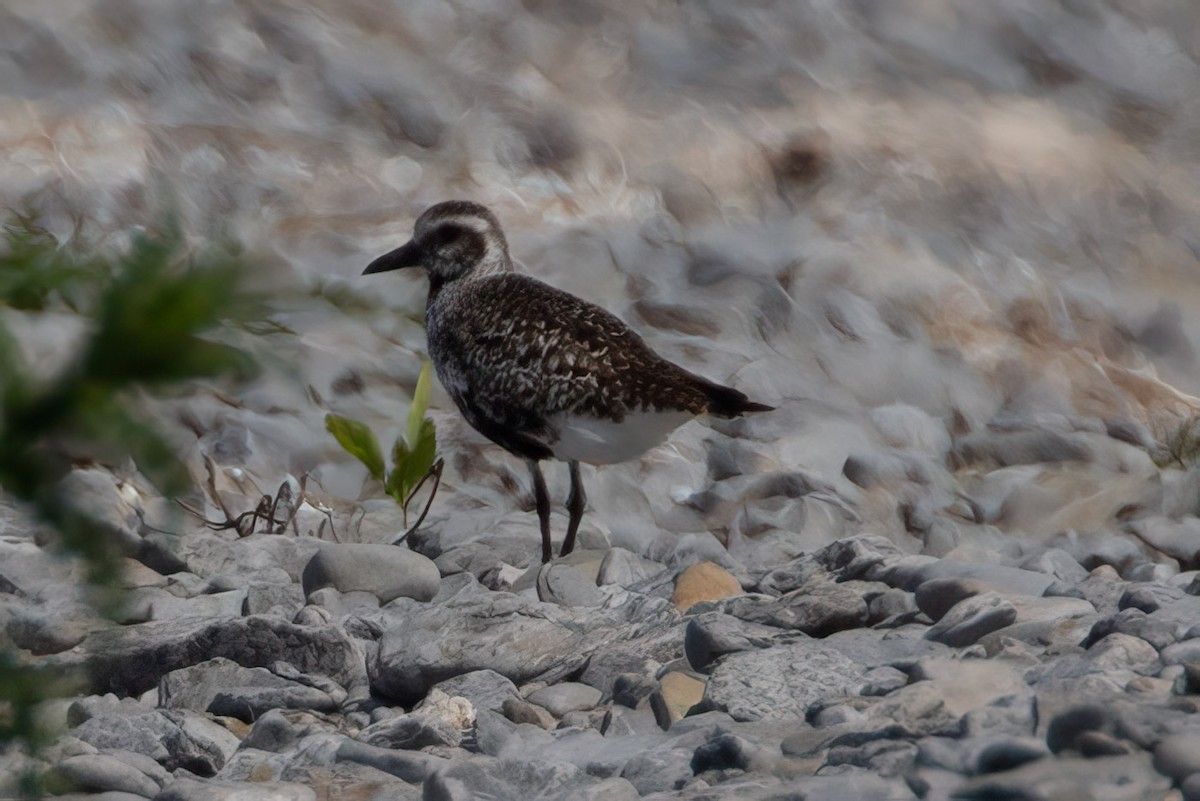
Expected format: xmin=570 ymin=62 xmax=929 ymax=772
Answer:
xmin=5 ymin=0 xmax=1200 ymax=799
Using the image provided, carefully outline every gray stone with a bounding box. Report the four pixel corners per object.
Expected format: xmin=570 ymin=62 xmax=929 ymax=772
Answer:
xmin=620 ymin=745 xmax=696 ymax=795
xmin=712 ymin=579 xmax=868 ymax=636
xmin=424 ymin=756 xmax=639 ymax=801
xmin=683 ymin=612 xmax=796 ymax=671
xmin=872 ymin=557 xmax=1056 ymax=597
xmin=1119 ymin=582 xmax=1185 ymax=613
xmin=525 ymin=682 xmax=602 ymax=717
xmin=1045 ymin=704 xmax=1111 ymax=753
xmin=953 ymin=752 xmax=1167 ymax=800
xmin=243 ymin=582 xmax=306 ymax=617
xmin=45 ymin=754 xmax=161 ymax=797
xmin=302 ymin=542 xmax=439 ymax=603
xmin=924 ymin=592 xmax=1017 ymax=647
xmin=159 ymin=657 xmax=338 ymax=718
xmin=148 ymin=589 xmax=247 ymax=621
xmin=1183 ymin=773 xmax=1200 ymax=801
xmin=501 ymin=696 xmax=556 ymax=729
xmin=867 ymin=587 xmax=919 ymax=624
xmin=1153 ymin=734 xmax=1200 ymax=781
xmin=370 ymin=582 xmax=678 ymax=703
xmin=56 ymin=468 xmax=142 ymax=555
xmin=973 ymin=737 xmax=1049 ymax=774
xmin=702 ymin=641 xmax=866 ymax=721
xmin=71 ymin=708 xmax=238 ymax=774
xmin=822 ymin=625 xmax=951 ymax=668
xmin=240 ymin=709 xmax=298 ymax=752
xmin=334 ymin=738 xmax=445 ymax=783
xmin=155 ymin=777 xmax=316 ymax=801
xmin=537 ymin=563 xmax=606 ymax=606
xmin=428 ymin=669 xmax=519 ymax=715
xmin=577 ymin=624 xmax=685 ymax=697
xmin=53 ymin=614 xmax=365 ymax=698
xmin=209 ymin=685 xmax=338 ymax=721
xmin=356 ymin=712 xmax=460 ymax=749
xmin=598 ymin=548 xmax=667 ymax=588
xmin=914 ymin=577 xmax=988 ymax=622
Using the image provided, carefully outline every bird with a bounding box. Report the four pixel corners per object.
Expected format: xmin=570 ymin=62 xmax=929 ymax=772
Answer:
xmin=364 ymin=200 xmax=773 ymax=563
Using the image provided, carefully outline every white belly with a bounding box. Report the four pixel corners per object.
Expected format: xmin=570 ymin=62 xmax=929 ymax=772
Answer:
xmin=548 ymin=410 xmax=694 ymax=465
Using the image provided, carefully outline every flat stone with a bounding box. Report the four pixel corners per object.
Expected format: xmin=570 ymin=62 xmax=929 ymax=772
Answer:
xmin=672 ymin=562 xmax=742 ymax=612
xmin=424 ymin=756 xmax=638 ymax=801
xmin=598 ymin=548 xmax=667 ymax=588
xmin=702 ymin=641 xmax=866 ymax=721
xmin=159 ymin=657 xmax=337 ymax=718
xmin=683 ymin=612 xmax=794 ymax=671
xmin=53 ymin=614 xmax=365 ymax=698
xmin=46 ymin=754 xmax=161 ymax=797
xmin=370 ymin=582 xmax=677 ymax=704
xmin=355 ymin=712 xmax=461 ymax=749
xmin=525 ymin=682 xmax=602 ymax=717
xmin=428 ymin=669 xmax=519 ymax=715
xmin=713 ymin=579 xmax=868 ymax=636
xmin=651 ymin=672 xmax=705 ymax=728
xmin=156 ymin=777 xmax=317 ymax=801
xmin=72 ymin=708 xmax=239 ymax=774
xmin=914 ymin=578 xmax=988 ymax=622
xmin=924 ymin=592 xmax=1017 ymax=647
xmin=302 ymin=543 xmax=439 ymax=603
xmin=537 ymin=563 xmax=606 ymax=607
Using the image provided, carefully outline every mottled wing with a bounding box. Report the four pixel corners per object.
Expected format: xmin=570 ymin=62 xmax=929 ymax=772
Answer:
xmin=436 ymin=274 xmax=707 ymax=453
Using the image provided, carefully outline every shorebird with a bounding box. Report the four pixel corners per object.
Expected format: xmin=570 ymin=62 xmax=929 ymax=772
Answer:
xmin=364 ymin=200 xmax=772 ymax=563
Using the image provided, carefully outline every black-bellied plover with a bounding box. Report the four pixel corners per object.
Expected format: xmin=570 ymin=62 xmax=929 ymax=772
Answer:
xmin=364 ymin=200 xmax=772 ymax=563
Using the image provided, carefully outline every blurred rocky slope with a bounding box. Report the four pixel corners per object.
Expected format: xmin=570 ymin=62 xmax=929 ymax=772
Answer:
xmin=5 ymin=1 xmax=1200 ymax=799
xmin=4 ymin=0 xmax=1200 ymax=564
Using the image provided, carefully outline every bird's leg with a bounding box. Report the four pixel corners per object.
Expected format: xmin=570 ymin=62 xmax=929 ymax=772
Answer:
xmin=527 ymin=459 xmax=553 ymax=563
xmin=562 ymin=460 xmax=586 ymax=557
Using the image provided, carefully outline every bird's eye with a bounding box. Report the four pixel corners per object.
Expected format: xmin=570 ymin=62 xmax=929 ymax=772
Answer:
xmin=426 ymin=223 xmax=468 ymax=250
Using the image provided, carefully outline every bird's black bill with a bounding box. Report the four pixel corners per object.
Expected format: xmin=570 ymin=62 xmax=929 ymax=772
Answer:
xmin=363 ymin=240 xmax=423 ymax=274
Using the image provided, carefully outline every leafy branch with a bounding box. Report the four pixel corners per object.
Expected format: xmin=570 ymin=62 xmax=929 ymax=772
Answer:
xmin=0 ymin=215 xmax=262 ymax=753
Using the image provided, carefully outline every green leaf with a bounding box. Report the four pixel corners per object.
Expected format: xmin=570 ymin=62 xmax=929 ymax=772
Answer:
xmin=325 ymin=414 xmax=385 ymax=482
xmin=400 ymin=417 xmax=437 ymax=504
xmin=406 ymin=361 xmax=432 ymax=452
xmin=386 ymin=436 xmax=411 ymax=501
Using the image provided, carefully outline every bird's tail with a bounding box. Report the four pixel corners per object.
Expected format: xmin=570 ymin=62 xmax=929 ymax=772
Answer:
xmin=698 ymin=379 xmax=774 ymax=418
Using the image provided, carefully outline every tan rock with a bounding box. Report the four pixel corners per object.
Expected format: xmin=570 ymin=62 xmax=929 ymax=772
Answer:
xmin=671 ymin=562 xmax=742 ymax=612
xmin=652 ymin=672 xmax=706 ymax=728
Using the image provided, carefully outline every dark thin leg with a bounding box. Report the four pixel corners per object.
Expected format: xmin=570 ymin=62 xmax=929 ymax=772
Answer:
xmin=562 ymin=460 xmax=585 ymax=557
xmin=527 ymin=459 xmax=553 ymax=563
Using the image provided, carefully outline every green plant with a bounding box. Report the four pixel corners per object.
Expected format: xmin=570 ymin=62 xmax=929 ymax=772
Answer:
xmin=325 ymin=361 xmax=443 ymax=539
xmin=0 ymin=215 xmax=261 ymax=759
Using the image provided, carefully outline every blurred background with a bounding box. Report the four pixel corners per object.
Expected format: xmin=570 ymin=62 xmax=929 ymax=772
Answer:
xmin=3 ymin=0 xmax=1200 ymax=571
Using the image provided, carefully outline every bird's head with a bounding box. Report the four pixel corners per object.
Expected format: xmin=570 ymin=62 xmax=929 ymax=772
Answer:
xmin=363 ymin=200 xmax=511 ymax=285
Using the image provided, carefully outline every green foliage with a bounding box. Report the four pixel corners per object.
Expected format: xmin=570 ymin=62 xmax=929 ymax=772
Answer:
xmin=0 ymin=214 xmax=262 ymax=753
xmin=326 ymin=414 xmax=386 ymax=482
xmin=0 ymin=212 xmax=109 ymax=312
xmin=326 ymin=361 xmax=441 ymax=530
